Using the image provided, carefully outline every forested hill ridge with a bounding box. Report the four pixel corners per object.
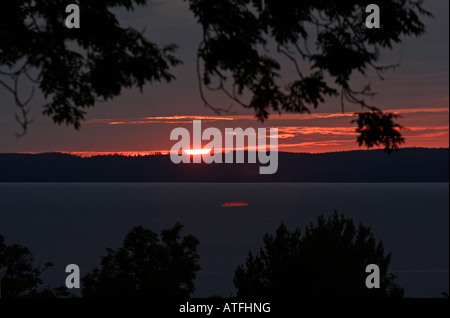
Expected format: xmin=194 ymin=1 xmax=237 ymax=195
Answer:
xmin=0 ymin=148 xmax=448 ymax=182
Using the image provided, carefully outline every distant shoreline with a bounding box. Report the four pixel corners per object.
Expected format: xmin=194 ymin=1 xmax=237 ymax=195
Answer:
xmin=0 ymin=148 xmax=448 ymax=183
xmin=2 ymin=147 xmax=448 ymax=157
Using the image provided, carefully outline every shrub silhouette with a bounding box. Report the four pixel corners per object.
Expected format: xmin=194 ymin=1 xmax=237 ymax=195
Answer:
xmin=0 ymin=234 xmax=69 ymax=298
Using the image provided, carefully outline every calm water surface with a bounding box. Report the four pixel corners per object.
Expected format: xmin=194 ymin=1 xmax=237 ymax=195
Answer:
xmin=0 ymin=183 xmax=448 ymax=298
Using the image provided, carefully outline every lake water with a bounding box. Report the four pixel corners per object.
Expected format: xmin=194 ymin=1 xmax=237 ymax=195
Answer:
xmin=0 ymin=183 xmax=448 ymax=298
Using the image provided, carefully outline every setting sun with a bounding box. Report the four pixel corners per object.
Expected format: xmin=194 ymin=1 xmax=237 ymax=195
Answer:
xmin=184 ymin=148 xmax=212 ymax=155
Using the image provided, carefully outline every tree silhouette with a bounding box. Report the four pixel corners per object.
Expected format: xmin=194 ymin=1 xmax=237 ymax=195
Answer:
xmin=81 ymin=223 xmax=201 ymax=298
xmin=233 ymin=211 xmax=404 ymax=298
xmin=187 ymin=0 xmax=431 ymax=152
xmin=0 ymin=0 xmax=180 ymax=136
xmin=0 ymin=234 xmax=69 ymax=298
xmin=0 ymin=1 xmax=431 ymax=151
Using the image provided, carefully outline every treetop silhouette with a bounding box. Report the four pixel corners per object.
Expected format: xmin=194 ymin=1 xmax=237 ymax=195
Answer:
xmin=233 ymin=211 xmax=404 ymax=298
xmin=81 ymin=223 xmax=201 ymax=298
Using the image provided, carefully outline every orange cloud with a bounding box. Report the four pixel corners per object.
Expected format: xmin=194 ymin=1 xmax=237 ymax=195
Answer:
xmin=87 ymin=107 xmax=448 ymax=126
xmin=388 ymin=107 xmax=449 ymax=115
xmin=88 ymin=115 xmax=235 ymax=125
xmin=277 ymin=140 xmax=350 ymax=149
xmin=275 ymin=126 xmax=356 ymax=138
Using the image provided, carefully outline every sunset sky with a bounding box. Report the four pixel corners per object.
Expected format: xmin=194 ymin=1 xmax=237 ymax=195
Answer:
xmin=0 ymin=0 xmax=448 ymax=154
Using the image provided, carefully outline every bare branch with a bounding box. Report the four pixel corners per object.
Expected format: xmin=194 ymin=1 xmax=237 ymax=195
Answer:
xmin=0 ymin=78 xmax=15 ymax=95
xmin=0 ymin=61 xmax=35 ymax=137
xmin=369 ymin=62 xmax=401 ymax=81
xmin=277 ymin=45 xmax=304 ymax=79
xmin=196 ymin=42 xmax=236 ymax=115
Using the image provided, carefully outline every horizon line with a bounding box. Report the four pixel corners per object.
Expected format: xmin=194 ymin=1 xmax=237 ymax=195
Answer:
xmin=1 ymin=147 xmax=448 ymax=158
